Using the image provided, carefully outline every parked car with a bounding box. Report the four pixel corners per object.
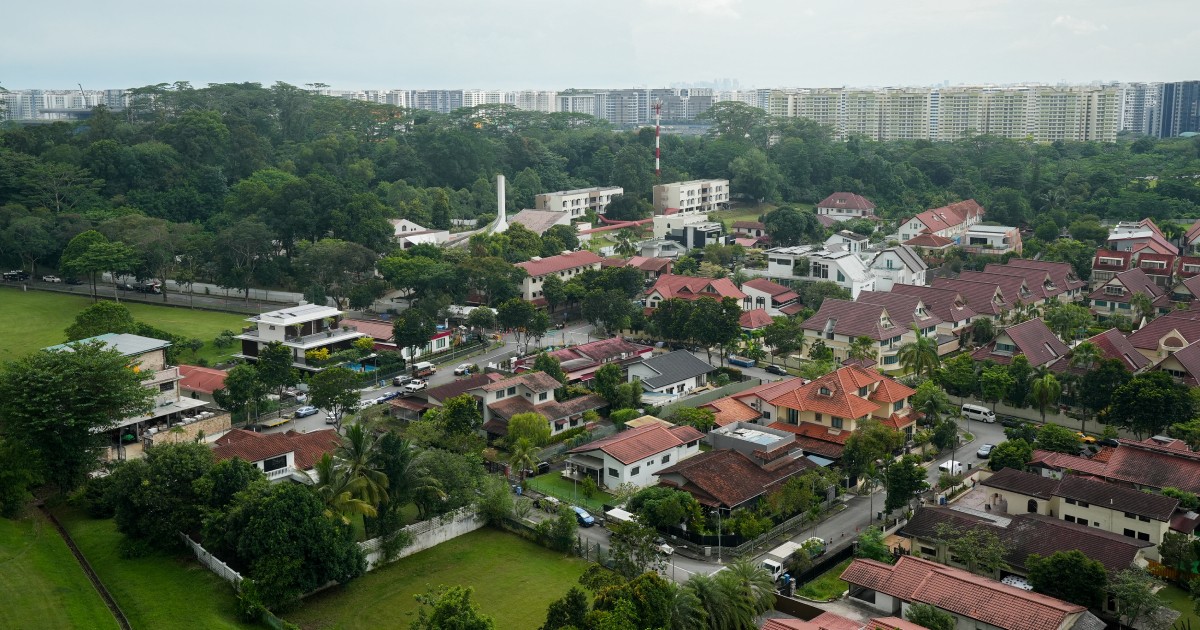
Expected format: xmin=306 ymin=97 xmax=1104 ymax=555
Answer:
xmin=453 ymin=363 xmax=472 ymax=376
xmin=41 ymin=275 xmax=62 ymax=283
xmin=1098 ymin=438 xmax=1120 ymax=448
xmin=116 ymin=281 xmax=136 ymax=291
xmin=764 ymin=364 xmax=788 ymax=376
xmin=393 ymin=374 xmax=414 ymax=387
xmin=571 ymin=506 xmax=595 ymax=527
xmin=135 ymin=282 xmax=162 ymax=294
xmin=404 ymin=379 xmax=427 ymax=392
xmin=976 ymin=443 xmax=995 ymax=458
xmin=3 ymin=270 xmax=30 ymax=281
xmin=999 ymin=417 xmax=1024 ymax=428
xmin=65 ymin=277 xmax=83 ymax=285
xmin=654 ymin=537 xmax=674 ymax=556
xmin=293 ymin=406 xmax=319 ymax=418
xmin=1076 ymin=432 xmax=1097 ymax=444
xmin=380 ymin=390 xmax=402 ymax=402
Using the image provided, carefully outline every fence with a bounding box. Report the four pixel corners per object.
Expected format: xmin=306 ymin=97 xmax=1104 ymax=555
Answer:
xmin=655 ymin=378 xmax=763 ymax=417
xmin=179 ymin=533 xmax=243 ymax=586
xmin=357 ymin=507 xmax=485 ymax=570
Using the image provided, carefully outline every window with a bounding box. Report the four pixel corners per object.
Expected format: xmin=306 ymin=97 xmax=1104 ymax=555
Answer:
xmin=687 ymin=440 xmax=699 ymax=448
xmin=1078 ymin=501 xmax=1089 ymax=508
xmin=1064 ymin=515 xmax=1076 ymax=523
xmin=263 ymin=455 xmax=287 ymax=473
xmin=539 ymin=392 xmax=548 ymax=401
xmin=894 ymin=401 xmax=905 ymax=413
xmin=1065 ymin=498 xmax=1076 ymax=505
xmin=995 ymin=342 xmax=1016 ymax=354
xmin=884 ymin=355 xmax=899 ymax=365
xmin=159 ymin=382 xmax=174 ymax=392
xmin=1125 ymin=511 xmax=1136 ymax=519
xmin=496 ymin=391 xmax=505 ymax=400
xmin=1094 ymin=300 xmax=1107 ymax=308
xmin=858 ymin=387 xmax=868 ymax=397
xmin=920 ymin=546 xmax=937 ymax=556
xmin=831 ymin=417 xmax=844 ymax=429
xmin=814 ymin=413 xmax=823 ymax=423
xmin=631 ymin=466 xmax=640 ymax=476
xmin=1125 ymin=528 xmax=1136 ymax=537
xmin=1139 ymin=515 xmax=1151 ymax=523
xmin=1027 ymin=499 xmax=1038 ymax=513
xmin=837 ymin=270 xmax=845 ymax=282
xmin=818 ymin=387 xmax=832 ymax=396
xmin=787 ymin=409 xmax=799 ymax=424
xmin=1138 ymin=532 xmax=1151 ymax=541
xmin=662 ymin=455 xmax=670 ymax=464
xmin=507 ymin=387 xmax=517 ymax=396
xmin=1104 ymin=285 xmax=1124 ymax=296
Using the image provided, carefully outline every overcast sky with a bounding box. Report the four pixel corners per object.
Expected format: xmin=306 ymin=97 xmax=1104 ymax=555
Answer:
xmin=2 ymin=0 xmax=1195 ymax=90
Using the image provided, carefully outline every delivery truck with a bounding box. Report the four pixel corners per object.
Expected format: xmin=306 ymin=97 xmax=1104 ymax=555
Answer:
xmin=761 ymin=537 xmax=826 ymax=580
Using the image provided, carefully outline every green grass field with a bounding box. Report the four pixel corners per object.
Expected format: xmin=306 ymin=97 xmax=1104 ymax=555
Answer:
xmin=0 ymin=289 xmax=245 ymax=365
xmin=287 ymin=528 xmax=587 ymax=630
xmin=796 ymin=558 xmax=852 ymax=601
xmin=525 ymin=474 xmax=614 ymax=512
xmin=0 ymin=512 xmax=120 ymax=630
xmin=53 ymin=507 xmax=253 ymax=630
xmin=1159 ymin=584 xmax=1199 ymax=629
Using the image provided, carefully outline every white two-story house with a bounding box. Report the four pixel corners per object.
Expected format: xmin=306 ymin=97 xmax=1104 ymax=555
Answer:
xmin=235 ymin=303 xmax=369 ymax=372
xmin=755 ymin=246 xmax=875 ymax=299
xmin=566 ymin=423 xmax=705 ymax=489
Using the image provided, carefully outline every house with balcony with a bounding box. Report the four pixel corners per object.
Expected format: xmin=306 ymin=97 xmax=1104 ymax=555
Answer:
xmin=755 ymin=245 xmax=875 ymax=299
xmin=971 ymin=318 xmax=1068 ymax=368
xmin=741 ymin=278 xmax=803 ymax=317
xmin=898 ymin=199 xmax=985 ymax=243
xmin=825 ymin=230 xmax=869 ymax=255
xmin=1087 ymin=267 xmax=1164 ymax=318
xmin=212 ymin=428 xmax=341 ymax=483
xmin=815 ymin=192 xmax=877 ymax=222
xmin=474 ymin=371 xmax=606 ymax=440
xmin=651 ymin=179 xmax=729 ymax=215
xmin=566 ymin=423 xmax=705 ymax=489
xmin=799 ymin=297 xmax=940 ymax=369
xmin=869 ymin=245 xmax=927 ymax=291
xmin=962 ymin=224 xmax=1023 ymax=255
xmin=45 ymin=333 xmax=211 ymax=456
xmin=858 ymin=290 xmax=959 ymax=355
xmin=765 ymin=365 xmax=916 ymax=464
xmin=1048 ymin=328 xmax=1150 ymax=376
xmin=235 ymin=303 xmax=369 ymax=372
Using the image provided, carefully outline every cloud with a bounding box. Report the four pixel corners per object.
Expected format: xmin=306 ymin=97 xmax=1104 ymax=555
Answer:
xmin=646 ymin=0 xmax=742 ymax=18
xmin=1051 ymin=14 xmax=1107 ymax=35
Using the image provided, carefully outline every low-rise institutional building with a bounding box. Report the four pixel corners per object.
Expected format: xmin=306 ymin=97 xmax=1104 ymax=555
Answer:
xmin=652 ymin=179 xmax=729 ymax=214
xmin=535 ymin=186 xmax=623 ymax=218
xmin=514 ymin=250 xmax=604 ymax=304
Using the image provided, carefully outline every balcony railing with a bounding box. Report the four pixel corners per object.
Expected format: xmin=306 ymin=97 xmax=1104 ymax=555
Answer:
xmin=142 ymin=366 xmax=180 ymax=386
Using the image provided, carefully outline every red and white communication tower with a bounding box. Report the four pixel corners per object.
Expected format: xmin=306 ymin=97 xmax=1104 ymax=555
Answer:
xmin=654 ymin=100 xmax=662 ymax=179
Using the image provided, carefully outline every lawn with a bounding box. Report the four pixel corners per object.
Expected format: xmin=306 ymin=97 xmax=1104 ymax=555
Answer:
xmin=525 ymin=473 xmax=614 ymax=512
xmin=796 ymin=558 xmax=852 ymax=601
xmin=53 ymin=506 xmax=253 ymax=630
xmin=1159 ymin=584 xmax=1199 ymax=629
xmin=0 ymin=289 xmax=245 ymax=365
xmin=0 ymin=512 xmax=119 ymax=630
xmin=286 ymin=527 xmax=588 ymax=630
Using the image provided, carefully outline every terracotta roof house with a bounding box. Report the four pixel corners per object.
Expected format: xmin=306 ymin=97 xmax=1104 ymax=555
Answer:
xmin=475 ymin=371 xmax=605 ymax=439
xmin=898 ymin=200 xmax=985 ymax=243
xmin=767 ymin=366 xmax=916 ymax=460
xmin=1135 ymin=251 xmax=1178 ymax=288
xmin=739 ymin=308 xmax=774 ymax=331
xmin=212 ymin=428 xmax=340 ymax=483
xmin=798 ymin=298 xmax=918 ymax=370
xmin=981 ymin=466 xmax=1179 ymax=558
xmin=903 ymin=233 xmax=955 ymax=251
xmin=1127 ymin=306 xmax=1200 ymax=362
xmin=516 ymin=337 xmax=653 ymax=383
xmin=1049 ymin=328 xmax=1150 ymax=375
xmin=655 ymin=448 xmax=816 ymax=511
xmin=1028 ymin=437 xmax=1200 ymax=495
xmin=516 ymin=251 xmax=604 ymax=304
xmin=930 ymin=277 xmax=1011 ymax=319
xmin=955 ymin=270 xmax=1037 ymax=306
xmin=1180 ymin=255 xmax=1200 ymax=280
xmin=601 ymin=255 xmax=673 ymax=281
xmin=900 ymin=507 xmax=1153 ymax=577
xmin=701 ymin=377 xmax=809 ymax=427
xmin=980 ymin=264 xmax=1067 ymax=303
xmin=732 ymin=220 xmax=767 ymax=238
xmin=1165 ymin=274 xmax=1200 ymax=309
xmin=1091 ymin=249 xmax=1133 ymax=286
xmin=1089 ymin=267 xmax=1167 ymax=319
xmin=645 ymin=274 xmax=749 ymax=310
xmin=178 ymin=365 xmax=228 ymax=403
xmin=842 ymin=556 xmax=1102 ymax=630
xmin=971 ymin=318 xmax=1068 ymax=368
xmin=566 ymin=423 xmax=704 ymax=489
xmin=816 ymin=192 xmax=877 ymax=222
xmin=742 ymin=277 xmax=802 ymax=316
xmin=1185 ymin=218 xmax=1200 ymax=255
xmin=1153 ymin=339 xmax=1200 ymax=385
xmin=889 ymin=284 xmax=978 ymax=331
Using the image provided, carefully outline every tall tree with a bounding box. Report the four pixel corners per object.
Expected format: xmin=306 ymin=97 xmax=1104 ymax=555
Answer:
xmin=256 ymin=341 xmax=299 ymax=403
xmin=64 ymin=301 xmax=137 ymax=340
xmin=1107 ymin=371 xmax=1194 ymax=439
xmin=1026 ymin=550 xmax=1107 ymax=608
xmin=885 ymin=455 xmax=929 ymax=513
xmin=897 ymin=325 xmax=940 ymax=378
xmin=1029 ymin=373 xmax=1061 ymax=422
xmin=392 ymin=308 xmax=436 ymax=366
xmin=763 ymin=206 xmax=822 ymax=246
xmin=309 ymin=366 xmax=360 ymax=433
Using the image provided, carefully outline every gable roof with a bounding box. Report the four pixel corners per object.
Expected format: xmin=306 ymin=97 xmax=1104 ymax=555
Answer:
xmin=855 ymin=291 xmax=944 ymax=332
xmin=871 ymin=245 xmax=928 ymax=274
xmin=980 ymin=265 xmax=1064 ymax=300
xmin=732 ymin=220 xmax=766 ymax=230
xmin=655 ymin=449 xmax=815 ymax=508
xmin=481 ymin=371 xmax=564 ymax=394
xmin=1032 ymin=438 xmax=1200 ymax=494
xmin=985 ymin=466 xmax=1179 ymax=520
xmin=1092 ymin=249 xmax=1133 ymax=273
xmin=930 ymin=278 xmax=1009 ymax=316
xmin=981 ymin=466 xmax=1060 ymax=499
xmin=889 ymin=284 xmax=977 ymax=324
xmin=701 ymin=396 xmax=762 ymax=427
xmin=817 ymin=192 xmax=876 ymax=211
xmin=743 ymin=277 xmax=795 ymax=298
xmin=1088 ymin=267 xmax=1165 ymax=304
xmin=568 ymin=423 xmax=704 ymax=464
xmin=212 ymin=428 xmax=340 ymax=470
xmin=1003 ymin=258 xmax=1086 ymax=291
xmin=647 ymin=274 xmax=747 ymax=301
xmin=178 ymin=365 xmax=227 ymax=395
xmin=485 ymin=393 xmax=606 ymax=429
xmin=800 ymin=299 xmax=902 ymax=341
xmin=904 ymin=233 xmax=954 ymax=249
xmin=841 ymin=556 xmax=1087 ymax=630
xmin=515 ymin=250 xmax=603 ymax=277
xmin=1164 ymin=340 xmax=1200 ymax=384
xmin=425 ymin=372 xmax=503 ymax=403
xmin=739 ymin=308 xmax=774 ymax=330
xmin=906 ymin=199 xmax=985 ymax=234
xmin=526 ymin=337 xmax=653 ymax=374
xmin=1128 ymin=308 xmax=1200 ymax=351
xmin=767 ymin=365 xmax=899 ymax=419
xmin=633 ymin=350 xmax=714 ymax=388
xmin=971 ymin=318 xmax=1068 ymax=367
xmin=1049 ymin=328 xmax=1150 ymax=374
xmin=956 ymin=270 xmax=1034 ymax=303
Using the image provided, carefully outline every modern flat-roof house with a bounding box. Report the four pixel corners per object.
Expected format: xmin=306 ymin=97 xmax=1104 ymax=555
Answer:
xmin=825 ymin=230 xmax=869 ymax=255
xmin=652 ymin=179 xmax=730 ymax=215
xmin=971 ymin=318 xmax=1068 ymax=368
xmin=815 ymin=192 xmax=876 ymax=222
xmin=898 ymin=199 xmax=985 ymax=244
xmin=626 ymin=350 xmax=715 ymax=401
xmin=566 ymin=423 xmax=705 ymax=489
xmin=644 ymin=274 xmax=749 ymax=311
xmin=536 ymin=186 xmax=623 ymax=218
xmin=516 ymin=337 xmax=653 ymax=383
xmin=962 ymin=224 xmax=1023 ymax=255
xmin=235 ymin=303 xmax=369 ymax=372
xmin=980 ymin=467 xmax=1179 ymax=558
xmin=869 ymin=245 xmax=928 ymax=292
xmin=514 ymin=250 xmax=604 ymax=305
xmin=46 ymin=333 xmax=211 ymax=456
xmin=212 ymin=428 xmax=340 ymax=484
xmin=755 ymin=245 xmax=875 ymax=299
xmin=841 ymin=556 xmax=1103 ymax=630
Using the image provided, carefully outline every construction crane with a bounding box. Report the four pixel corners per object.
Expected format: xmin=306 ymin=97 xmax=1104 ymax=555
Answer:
xmin=78 ymin=83 xmax=87 ymax=109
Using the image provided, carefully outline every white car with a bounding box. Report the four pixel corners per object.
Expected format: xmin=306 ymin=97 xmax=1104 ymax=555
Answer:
xmin=42 ymin=275 xmax=62 ymax=283
xmin=453 ymin=363 xmax=472 ymax=376
xmin=404 ymin=379 xmax=428 ymax=392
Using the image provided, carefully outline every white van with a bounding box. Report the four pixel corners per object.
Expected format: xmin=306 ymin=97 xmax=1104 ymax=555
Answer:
xmin=961 ymin=404 xmax=996 ymax=423
xmin=938 ymin=460 xmax=964 ymax=476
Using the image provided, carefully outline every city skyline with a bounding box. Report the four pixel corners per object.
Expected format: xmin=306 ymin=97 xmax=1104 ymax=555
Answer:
xmin=1 ymin=0 xmax=1195 ymax=90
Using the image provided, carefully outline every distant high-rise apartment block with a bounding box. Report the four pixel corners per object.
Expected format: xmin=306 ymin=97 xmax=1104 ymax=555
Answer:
xmin=1154 ymin=81 xmax=1200 ymax=138
xmin=653 ymin=179 xmax=730 ymax=215
xmin=1120 ymin=83 xmax=1160 ymax=136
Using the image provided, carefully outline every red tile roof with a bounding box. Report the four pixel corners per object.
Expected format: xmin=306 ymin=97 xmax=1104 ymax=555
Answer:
xmin=522 ymin=337 xmax=652 ymax=373
xmin=1088 ymin=268 xmax=1165 ymax=304
xmin=1127 ymin=308 xmax=1200 ymax=351
xmin=212 ymin=428 xmax=340 ymax=470
xmin=655 ymin=449 xmax=814 ymax=509
xmin=906 ymin=199 xmax=985 ymax=234
xmin=1092 ymin=249 xmax=1133 ymax=273
xmin=742 ymin=277 xmax=794 ymax=297
xmin=971 ymin=318 xmax=1068 ymax=368
xmin=1187 ymin=219 xmax=1200 ymax=244
xmin=1165 ymin=340 xmax=1200 ymax=385
xmin=800 ymin=298 xmax=903 ymax=341
xmin=732 ymin=376 xmax=809 ymax=404
xmin=340 ymin=318 xmax=396 ymax=342
xmin=481 ymin=371 xmax=564 ymax=393
xmin=647 ymin=274 xmax=747 ymax=301
xmin=1049 ymin=328 xmax=1150 ymax=374
xmin=701 ymin=397 xmax=762 ymax=427
xmin=870 ymin=378 xmax=916 ymax=404
xmin=732 ymin=220 xmax=766 ymax=230
xmin=515 ymin=250 xmax=603 ymax=277
xmin=768 ymin=365 xmax=889 ymax=419
xmin=855 ymin=291 xmax=944 ymax=332
xmin=780 ymin=303 xmax=807 ymax=316
xmin=817 ymin=192 xmax=876 ymax=211
xmin=739 ymin=308 xmax=774 ymax=330
xmin=890 ymin=284 xmax=978 ymax=324
xmin=929 ymin=278 xmax=1008 ymax=317
xmin=425 ymin=372 xmax=503 ymax=404
xmin=1030 ymin=439 xmax=1200 ymax=494
xmin=956 ymin=271 xmax=1034 ymax=304
xmin=178 ymin=365 xmax=227 ymax=395
xmin=1004 ymin=258 xmax=1086 ymax=291
xmin=841 ymin=556 xmax=1086 ymax=630
xmin=568 ymin=423 xmax=704 ymax=465
xmin=904 ymin=233 xmax=954 ymax=248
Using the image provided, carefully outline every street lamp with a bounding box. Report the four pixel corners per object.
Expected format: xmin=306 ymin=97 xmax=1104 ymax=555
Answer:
xmin=710 ymin=509 xmax=723 ymax=563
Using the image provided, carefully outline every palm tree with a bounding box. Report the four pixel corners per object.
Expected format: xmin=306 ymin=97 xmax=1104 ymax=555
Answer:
xmin=614 ymin=228 xmax=638 ymax=257
xmin=401 ymin=449 xmax=448 ymax=519
xmin=1030 ymin=373 xmax=1062 ymax=423
xmin=338 ymin=423 xmax=390 ymax=508
xmin=311 ymin=454 xmax=377 ymax=524
xmin=666 ymin=582 xmax=708 ymax=630
xmin=718 ymin=558 xmax=776 ymax=617
xmin=683 ymin=574 xmax=734 ymax=630
xmin=1130 ymin=292 xmax=1154 ymax=326
xmin=896 ymin=325 xmax=940 ymax=378
xmin=848 ymin=335 xmax=876 ymax=363
xmin=1069 ymin=341 xmax=1102 ymax=372
xmin=509 ymin=437 xmax=538 ymax=481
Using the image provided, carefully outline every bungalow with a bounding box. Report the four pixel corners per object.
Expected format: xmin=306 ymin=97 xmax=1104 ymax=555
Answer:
xmin=626 ymin=350 xmax=715 ymax=400
xmin=516 ymin=337 xmax=653 ymax=383
xmin=566 ymin=423 xmax=705 ymax=489
xmin=741 ymin=277 xmax=803 ymax=317
xmin=798 ymin=297 xmax=939 ymax=368
xmin=212 ymin=428 xmax=341 ymax=483
xmin=841 ymin=555 xmax=1103 ymax=630
xmin=732 ymin=220 xmax=767 ymax=238
xmin=1088 ymin=268 xmax=1164 ymax=318
xmin=816 ymin=192 xmax=877 ymax=222
xmin=475 ymin=371 xmax=606 ymax=439
xmin=654 ymin=448 xmax=817 ymax=512
xmin=898 ymin=199 xmax=985 ymax=243
xmin=1153 ymin=339 xmax=1200 ymax=385
xmin=387 ymin=372 xmax=502 ymax=421
xmin=235 ymin=303 xmax=370 ymax=372
xmin=515 ymin=250 xmax=605 ymax=304
xmin=700 ymin=377 xmax=808 ymax=427
xmin=869 ymin=245 xmax=928 ymax=292
xmin=971 ymin=318 xmax=1068 ymax=368
xmin=341 ymin=317 xmax=454 ymax=361
xmin=645 ymin=274 xmax=749 ymax=310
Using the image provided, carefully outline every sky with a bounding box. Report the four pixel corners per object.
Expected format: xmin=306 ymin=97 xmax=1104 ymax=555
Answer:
xmin=2 ymin=0 xmax=1196 ymax=91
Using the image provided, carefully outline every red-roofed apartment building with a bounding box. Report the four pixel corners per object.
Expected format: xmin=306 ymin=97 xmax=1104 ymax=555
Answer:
xmin=212 ymin=428 xmax=340 ymax=483
xmin=515 ymin=250 xmax=604 ymax=304
xmin=645 ymin=274 xmax=750 ymax=310
xmin=898 ymin=200 xmax=985 ymax=244
xmin=816 ymin=192 xmax=877 ymax=222
xmin=766 ymin=365 xmax=917 ymax=461
xmin=566 ymin=423 xmax=705 ymax=489
xmin=841 ymin=556 xmax=1102 ymax=630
